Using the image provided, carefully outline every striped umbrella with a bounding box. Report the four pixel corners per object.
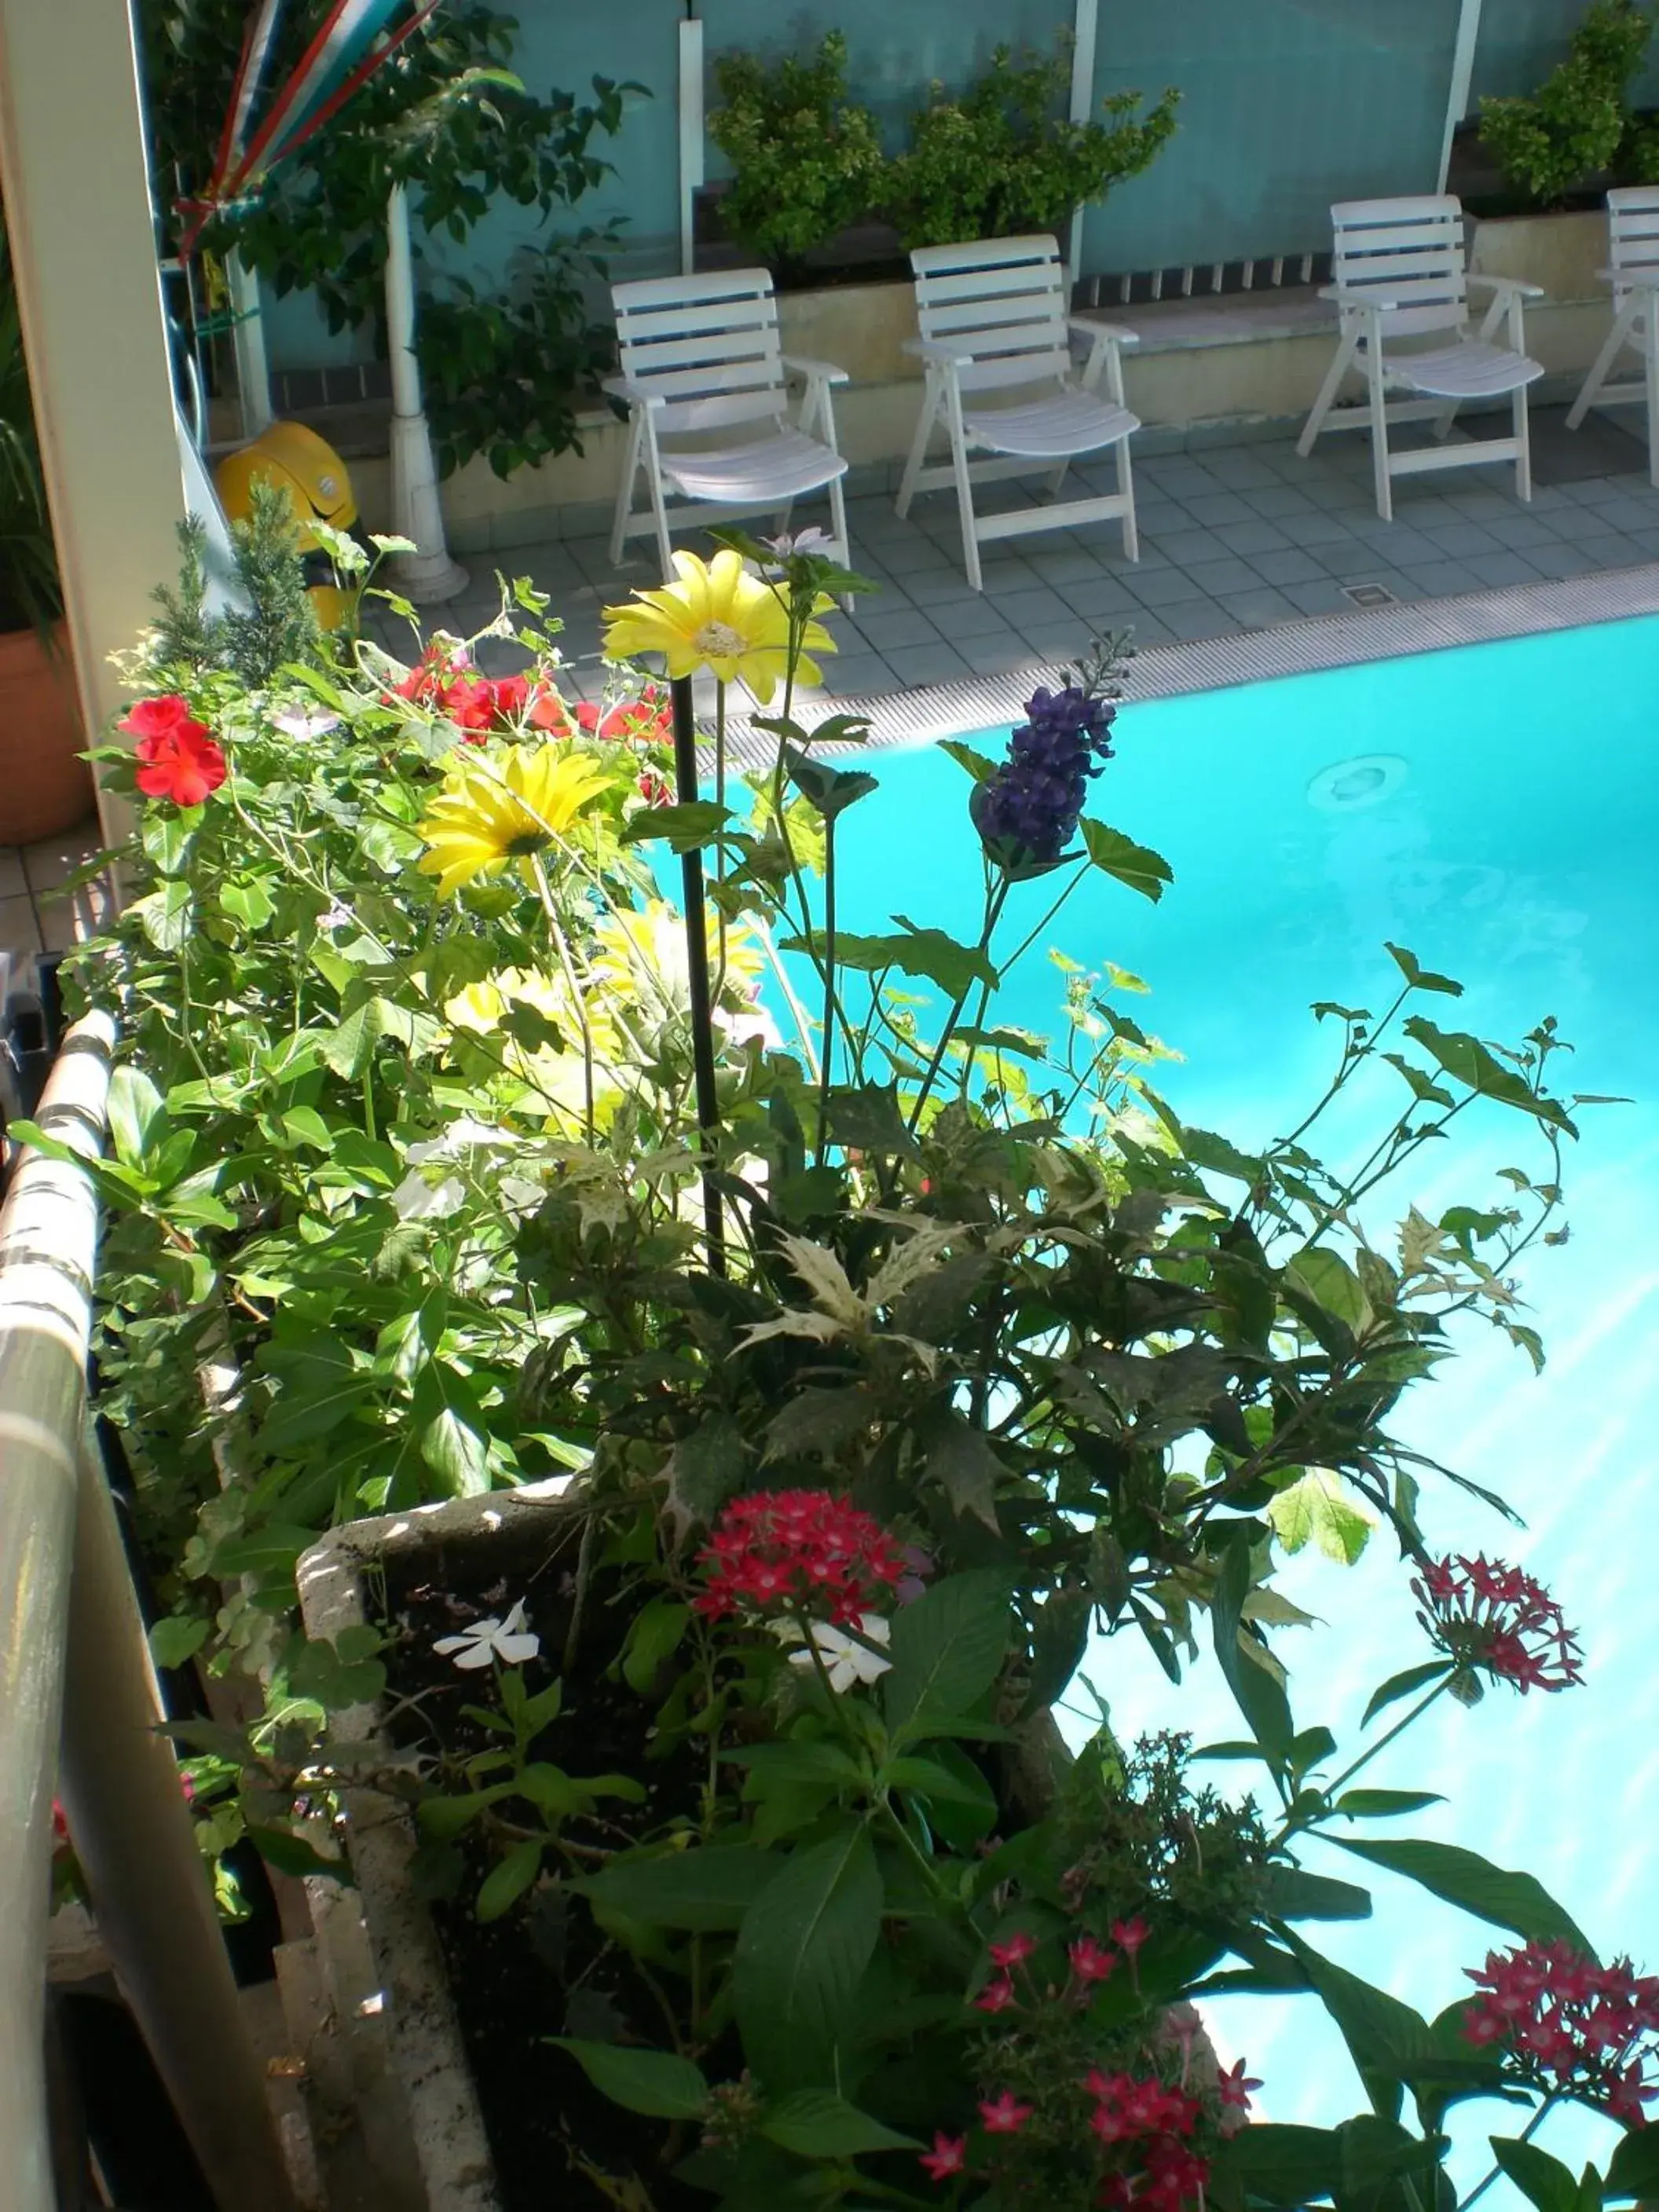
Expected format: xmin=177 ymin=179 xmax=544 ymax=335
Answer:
xmin=178 ymin=0 xmax=439 ymax=256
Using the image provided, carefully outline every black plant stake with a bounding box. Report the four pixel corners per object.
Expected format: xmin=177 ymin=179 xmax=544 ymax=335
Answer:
xmin=670 ymin=674 xmax=727 ymax=1276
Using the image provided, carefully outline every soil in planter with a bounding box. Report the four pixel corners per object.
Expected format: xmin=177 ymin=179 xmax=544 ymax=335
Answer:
xmin=692 ymin=181 xmax=911 ymax=290
xmin=378 ymin=1525 xmax=721 ymax=2212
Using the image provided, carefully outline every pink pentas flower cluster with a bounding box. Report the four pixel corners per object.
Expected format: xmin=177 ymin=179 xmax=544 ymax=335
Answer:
xmin=1087 ymin=2072 xmax=1210 ymax=2212
xmin=1461 ymin=1941 xmax=1659 ymax=2122
xmin=974 ymin=1921 xmax=1150 ymax=2016
xmin=693 ymin=1489 xmax=906 ymax=1627
xmin=1411 ymin=1555 xmax=1584 ymax=1694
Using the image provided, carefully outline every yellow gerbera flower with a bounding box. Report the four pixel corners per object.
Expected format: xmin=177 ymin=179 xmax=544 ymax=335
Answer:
xmin=601 ymin=548 xmax=834 ymax=704
xmin=417 ymin=745 xmax=615 ymax=899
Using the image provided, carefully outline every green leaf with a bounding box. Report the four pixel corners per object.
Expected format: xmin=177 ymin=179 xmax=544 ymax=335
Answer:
xmin=1361 ymin=1661 xmax=1454 ymax=1728
xmin=782 ymin=743 xmax=878 ymax=820
xmin=1284 ymin=1933 xmax=1434 ymax=2122
xmin=622 ymin=1599 xmax=692 ymax=1693
xmin=925 ymin=1412 xmax=1004 ymax=1531
xmin=130 ymin=879 xmax=193 ymax=951
xmin=1214 ymin=2122 xmax=1342 ymax=2207
xmin=221 ymin=877 xmax=276 ymax=931
xmin=1260 ymin=1866 xmax=1374 ymax=1921
xmin=1333 ymin=1789 xmax=1447 ymax=1819
xmin=1402 ymin=1017 xmax=1576 ymax=1133
xmin=553 ymin=2039 xmax=710 ymax=2120
xmin=1211 ymin=1537 xmax=1294 ymax=1767
xmin=573 ymin=1845 xmax=781 ymax=1932
xmin=1606 ymin=2130 xmax=1659 ymax=2200
xmin=1385 ymin=943 xmax=1463 ymax=997
xmin=244 ymin=1824 xmax=346 ymax=1881
xmin=1492 ymin=2139 xmax=1583 ymax=2212
xmin=515 ymin=1764 xmax=595 ymax=1819
xmin=1284 ymin=1247 xmax=1372 ymax=1341
xmin=759 ymin=2089 xmax=919 ymax=2157
xmin=287 ymin=1631 xmax=386 ymax=1712
xmin=416 ymin=1789 xmax=507 ymax=1840
xmin=1331 ymin=1837 xmax=1594 ymax=1953
xmin=108 ymin=1065 xmax=167 ymax=1166
xmin=1080 ymin=818 xmax=1173 ymax=902
xmin=734 ymin=1826 xmax=882 ymax=2092
xmin=148 ymin=1615 xmax=209 ymax=1669
xmin=412 ymin=1363 xmax=492 ymax=1499
xmin=939 ymin=739 xmax=998 ymax=784
xmin=1267 ymin=1469 xmax=1375 ymax=1565
xmin=621 ymin=800 xmax=733 ymax=852
xmin=785 ymin=925 xmax=996 ymax=1002
xmin=477 ymin=1837 xmax=543 ymax=1921
xmin=884 ymin=1570 xmax=1009 ymax=1739
xmin=822 ymin=1082 xmax=918 ymax=1159
xmin=664 ymin=1412 xmax=749 ymax=1534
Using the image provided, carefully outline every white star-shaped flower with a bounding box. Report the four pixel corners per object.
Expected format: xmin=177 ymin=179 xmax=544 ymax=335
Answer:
xmin=775 ymin=1613 xmax=892 ymax=1694
xmin=432 ymin=1599 xmax=540 ymax=1672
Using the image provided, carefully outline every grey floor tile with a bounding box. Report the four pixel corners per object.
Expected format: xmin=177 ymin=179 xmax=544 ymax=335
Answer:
xmin=1210 ymin=517 xmax=1297 ymax=557
xmin=1387 ymin=493 xmax=1470 ymax=526
xmin=889 ymin=642 xmax=975 ymax=687
xmin=1437 ymin=488 xmax=1525 ymax=523
xmin=1138 ymin=460 xmax=1221 ymax=496
xmin=1621 ymin=526 xmax=1659 ymax=558
xmin=1519 ymin=540 xmax=1603 ymax=578
xmin=1144 ymin=526 xmax=1221 ymax=566
xmin=978 ymin=584 xmax=1071 ymax=629
xmin=1463 ymin=550 xmax=1546 ymax=588
xmin=1315 ymin=539 xmax=1398 ymax=579
xmin=1241 ymin=483 xmax=1323 ymax=520
xmin=1361 ymin=570 xmax=1430 ymax=602
xmin=1281 ymin=510 xmax=1362 ymax=547
xmin=853 ymin=606 xmax=947 ymax=652
xmin=822 ymin=653 xmax=897 ymax=695
xmin=1130 ymin=496 xmax=1196 ymax=532
xmin=1016 ymin=619 xmax=1097 ymax=662
xmin=1126 ymin=563 xmax=1228 ymax=607
xmin=1549 ymin=500 xmax=1639 ymax=544
xmin=928 ymin=605 xmax=1016 ymax=653
xmin=1214 ymin=586 xmax=1301 ymax=628
xmin=1180 ymin=489 xmax=1260 ymax=527
xmin=1400 ymin=559 xmax=1485 ymax=596
xmin=1569 ymin=530 xmax=1645 ymax=569
xmin=973 ymin=554 xmax=1046 ymax=593
xmin=1478 ymin=515 xmax=1566 ymax=551
xmin=1119 ymin=610 xmax=1175 ymax=646
xmin=1179 ymin=555 xmax=1267 ymax=596
xmin=1352 ymin=523 xmax=1441 ymax=564
xmin=957 ymin=634 xmax=1043 ymax=674
xmin=1279 ymin=577 xmax=1357 ymax=616
xmin=0 ymin=892 xmax=41 ymax=954
xmin=1251 ymin=547 xmax=1330 ymax=587
xmin=1197 ymin=451 xmax=1284 ymax=490
xmin=902 ymin=566 xmax=982 ymax=608
xmin=1027 ymin=543 xmax=1115 ymax=583
xmin=1057 ymin=573 xmax=1144 ymax=618
xmin=1420 ymin=520 xmax=1507 ymax=557
xmin=1149 ymin=597 xmax=1245 ymax=641
xmin=1574 ymin=493 xmax=1659 ymax=532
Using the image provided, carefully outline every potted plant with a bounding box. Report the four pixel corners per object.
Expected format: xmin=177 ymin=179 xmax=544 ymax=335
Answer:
xmin=0 ymin=200 xmax=93 ymax=844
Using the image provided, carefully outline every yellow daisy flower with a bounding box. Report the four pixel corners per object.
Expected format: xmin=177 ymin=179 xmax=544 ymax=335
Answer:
xmin=601 ymin=548 xmax=834 ymax=704
xmin=417 ymin=745 xmax=615 ymax=899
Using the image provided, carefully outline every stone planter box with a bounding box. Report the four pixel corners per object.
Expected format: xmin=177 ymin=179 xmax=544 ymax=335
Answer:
xmin=1467 ymin=208 xmax=1612 ymax=385
xmin=295 ymin=1477 xmax=585 ymax=2212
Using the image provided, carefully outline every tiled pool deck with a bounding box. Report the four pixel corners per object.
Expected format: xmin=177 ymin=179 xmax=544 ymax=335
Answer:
xmin=4 ymin=402 xmax=1658 ymax=965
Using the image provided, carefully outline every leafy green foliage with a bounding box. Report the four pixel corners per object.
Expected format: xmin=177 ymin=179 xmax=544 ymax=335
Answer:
xmin=1478 ymin=0 xmax=1654 ymax=208
xmin=709 ymin=31 xmax=888 ymax=267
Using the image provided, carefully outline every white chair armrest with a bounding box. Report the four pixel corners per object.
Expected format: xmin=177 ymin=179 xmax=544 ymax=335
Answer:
xmin=1599 ymin=266 xmax=1659 ymax=288
xmin=1319 ymin=284 xmax=1399 ymax=313
xmin=905 ymin=336 xmax=974 ymax=367
xmin=1068 ymin=316 xmax=1139 ymax=349
xmin=781 ymin=353 xmax=850 ymax=386
xmin=1467 ymin=273 xmax=1545 ymax=301
xmin=602 ymin=375 xmax=665 ymax=410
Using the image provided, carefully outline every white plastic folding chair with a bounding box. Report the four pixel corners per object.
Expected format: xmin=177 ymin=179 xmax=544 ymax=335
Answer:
xmin=606 ymin=268 xmax=851 ymax=579
xmin=1298 ymin=196 xmax=1544 ymax=522
xmin=895 ymin=234 xmax=1140 ymax=591
xmin=1567 ymin=186 xmax=1659 ymax=488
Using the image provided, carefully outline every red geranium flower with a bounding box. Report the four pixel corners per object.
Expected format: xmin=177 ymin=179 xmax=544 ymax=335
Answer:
xmin=121 ymin=694 xmax=227 ymax=805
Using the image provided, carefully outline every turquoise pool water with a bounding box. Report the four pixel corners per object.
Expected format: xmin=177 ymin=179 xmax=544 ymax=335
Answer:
xmin=826 ymin=620 xmax=1659 ymax=2185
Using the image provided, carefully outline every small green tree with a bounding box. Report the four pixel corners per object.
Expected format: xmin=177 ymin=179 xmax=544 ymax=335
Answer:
xmin=888 ymin=41 xmax=1180 ymax=252
xmin=1478 ymin=0 xmax=1654 ymax=209
xmin=708 ymin=31 xmax=888 ymax=269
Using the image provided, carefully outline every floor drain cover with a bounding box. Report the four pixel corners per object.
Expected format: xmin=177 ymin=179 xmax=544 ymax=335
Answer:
xmin=1342 ymin=582 xmax=1397 ymax=608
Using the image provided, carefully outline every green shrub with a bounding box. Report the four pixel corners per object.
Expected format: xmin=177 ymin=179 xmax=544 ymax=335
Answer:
xmin=888 ymin=40 xmax=1179 ymax=252
xmin=1478 ymin=0 xmax=1654 ymax=209
xmin=709 ymin=31 xmax=888 ymax=267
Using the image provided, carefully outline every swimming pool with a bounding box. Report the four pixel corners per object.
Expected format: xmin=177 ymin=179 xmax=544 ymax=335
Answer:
xmin=824 ymin=617 xmax=1659 ymax=2188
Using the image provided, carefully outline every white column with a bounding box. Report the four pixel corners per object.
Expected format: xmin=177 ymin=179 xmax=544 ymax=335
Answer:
xmin=1440 ymin=0 xmax=1486 ymax=194
xmin=1068 ymin=0 xmax=1101 ymax=295
xmin=679 ymin=15 xmax=705 ymax=276
xmin=383 ymin=181 xmax=467 ymax=603
xmin=226 ymin=249 xmax=274 ymax=440
xmin=0 ymin=0 xmax=189 ymax=849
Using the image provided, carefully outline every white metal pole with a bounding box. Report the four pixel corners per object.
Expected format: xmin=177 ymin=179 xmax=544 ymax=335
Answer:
xmin=1068 ymin=0 xmax=1101 ymax=297
xmin=383 ymin=182 xmax=468 ymax=603
xmin=225 ymin=250 xmax=274 ymax=440
xmin=679 ymin=14 xmax=705 ymax=277
xmin=1439 ymin=0 xmax=1485 ymax=194
xmin=0 ymin=1012 xmax=114 ymax=2212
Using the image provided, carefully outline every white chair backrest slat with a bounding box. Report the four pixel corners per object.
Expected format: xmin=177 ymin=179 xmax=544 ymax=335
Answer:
xmin=613 ymin=268 xmax=788 ymax=437
xmin=910 ymin=233 xmax=1072 ymax=397
xmin=1331 ymin=196 xmax=1467 ymax=342
xmin=1607 ymin=187 xmax=1659 ymax=300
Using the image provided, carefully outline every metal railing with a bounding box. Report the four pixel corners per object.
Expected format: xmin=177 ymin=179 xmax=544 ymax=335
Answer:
xmin=0 ymin=1011 xmax=298 ymax=2212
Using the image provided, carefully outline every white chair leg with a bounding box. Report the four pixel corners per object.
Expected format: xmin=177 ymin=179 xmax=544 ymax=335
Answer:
xmin=943 ymin=380 xmax=982 ymax=591
xmin=1046 ymin=458 xmax=1070 ymax=500
xmin=1513 ymin=382 xmax=1533 ymax=504
xmin=826 ymin=471 xmax=855 ymax=614
xmin=1365 ymin=347 xmax=1393 ymax=523
xmin=1568 ymin=298 xmax=1635 ymax=430
xmin=1432 ymin=398 xmax=1459 ymax=441
xmin=610 ymin=408 xmax=645 ymax=566
xmin=1115 ymin=438 xmax=1139 ymax=564
xmin=896 ymin=377 xmax=939 ymax=519
xmin=1298 ymin=327 xmax=1357 ymax=456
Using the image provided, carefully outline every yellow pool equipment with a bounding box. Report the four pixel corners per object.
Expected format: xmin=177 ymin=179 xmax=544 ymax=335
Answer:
xmin=214 ymin=421 xmax=361 ymax=631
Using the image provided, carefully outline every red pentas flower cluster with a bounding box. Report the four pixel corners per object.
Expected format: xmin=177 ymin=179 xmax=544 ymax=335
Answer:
xmin=119 ymin=694 xmax=228 ymax=806
xmin=1462 ymin=1940 xmax=1659 ymax=2122
xmin=694 ymin=1490 xmax=905 ymax=1627
xmin=1412 ymin=1555 xmax=1584 ymax=1694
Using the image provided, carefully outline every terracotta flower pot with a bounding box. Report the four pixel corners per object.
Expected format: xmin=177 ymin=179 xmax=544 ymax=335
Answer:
xmin=0 ymin=621 xmax=93 ymax=845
